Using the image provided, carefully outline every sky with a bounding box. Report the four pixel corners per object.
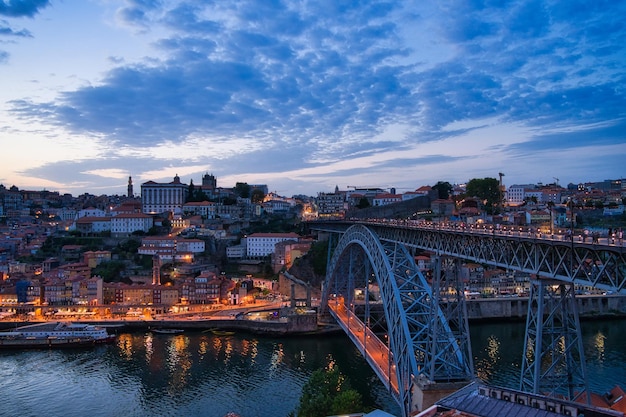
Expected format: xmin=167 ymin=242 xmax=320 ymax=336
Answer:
xmin=0 ymin=0 xmax=625 ymax=197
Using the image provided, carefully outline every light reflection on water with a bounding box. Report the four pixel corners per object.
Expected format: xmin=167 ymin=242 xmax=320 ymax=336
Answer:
xmin=471 ymin=318 xmax=626 ymax=393
xmin=0 ymin=331 xmax=400 ymax=417
xmin=1 ymin=319 xmax=624 ymax=417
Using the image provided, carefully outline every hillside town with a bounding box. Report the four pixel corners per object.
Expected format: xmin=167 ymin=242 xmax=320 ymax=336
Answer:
xmin=0 ymin=174 xmax=624 ymax=319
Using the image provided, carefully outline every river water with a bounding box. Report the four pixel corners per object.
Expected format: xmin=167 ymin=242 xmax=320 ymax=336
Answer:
xmin=1 ymin=319 xmax=624 ymax=417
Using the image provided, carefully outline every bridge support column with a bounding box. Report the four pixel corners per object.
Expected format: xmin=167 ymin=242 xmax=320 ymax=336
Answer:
xmin=520 ymin=279 xmax=590 ymax=403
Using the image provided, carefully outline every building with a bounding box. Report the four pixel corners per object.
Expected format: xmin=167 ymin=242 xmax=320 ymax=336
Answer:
xmin=372 ymin=193 xmax=403 ymax=206
xmin=83 ymin=251 xmax=112 ymax=268
xmin=430 ymin=199 xmax=455 ymax=217
xmin=246 ymin=232 xmax=301 ymax=258
xmin=110 ymin=213 xmax=154 ymax=237
xmin=272 ymin=240 xmax=313 ymax=273
xmin=182 ymin=201 xmax=216 ymax=219
xmin=506 ymin=184 xmax=535 ymax=205
xmin=141 ymin=174 xmax=188 ymax=215
xmin=316 ymin=191 xmax=346 ymax=219
xmin=74 ymin=216 xmax=111 ymax=234
xmin=138 ymin=236 xmax=205 ymax=262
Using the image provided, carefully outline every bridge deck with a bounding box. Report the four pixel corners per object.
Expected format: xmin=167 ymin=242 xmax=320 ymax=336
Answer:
xmin=328 ymin=301 xmax=399 ymax=397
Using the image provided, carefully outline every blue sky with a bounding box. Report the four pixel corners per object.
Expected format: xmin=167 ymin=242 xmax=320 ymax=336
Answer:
xmin=1 ymin=0 xmax=624 ymax=197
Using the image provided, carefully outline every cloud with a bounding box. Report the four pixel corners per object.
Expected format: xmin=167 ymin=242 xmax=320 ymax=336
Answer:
xmin=0 ymin=0 xmax=50 ymax=17
xmin=0 ymin=21 xmax=32 ymax=37
xmin=5 ymin=0 xmax=626 ymax=195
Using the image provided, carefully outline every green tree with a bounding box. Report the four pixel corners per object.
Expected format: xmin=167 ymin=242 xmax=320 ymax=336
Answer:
xmin=251 ymin=188 xmax=265 ymax=203
xmin=293 ymin=364 xmax=364 ymax=417
xmin=465 ymin=177 xmax=501 ymax=213
xmin=234 ymin=182 xmax=251 ymax=198
xmin=432 ymin=181 xmax=453 ymax=200
xmin=186 ymin=179 xmax=195 ymax=202
xmin=309 ymin=240 xmax=328 ymax=276
xmin=356 ymin=197 xmax=370 ymax=209
xmin=92 ymin=260 xmax=128 ymax=283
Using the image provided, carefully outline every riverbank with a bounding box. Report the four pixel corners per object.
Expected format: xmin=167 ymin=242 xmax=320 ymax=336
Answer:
xmin=465 ymin=294 xmax=626 ymax=322
xmin=2 ymin=295 xmax=624 ymax=334
xmin=0 ymin=307 xmax=329 ymax=335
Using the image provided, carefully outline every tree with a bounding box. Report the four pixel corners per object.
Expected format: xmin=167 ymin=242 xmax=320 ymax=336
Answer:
xmin=356 ymin=197 xmax=370 ymax=209
xmin=234 ymin=182 xmax=251 ymax=198
xmin=92 ymin=260 xmax=128 ymax=283
xmin=465 ymin=177 xmax=501 ymax=214
xmin=432 ymin=181 xmax=453 ymax=200
xmin=186 ymin=179 xmax=195 ymax=202
xmin=251 ymin=188 xmax=265 ymax=203
xmin=293 ymin=364 xmax=364 ymax=417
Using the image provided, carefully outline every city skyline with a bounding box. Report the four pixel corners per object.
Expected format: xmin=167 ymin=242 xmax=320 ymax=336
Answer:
xmin=1 ymin=1 xmax=624 ymax=197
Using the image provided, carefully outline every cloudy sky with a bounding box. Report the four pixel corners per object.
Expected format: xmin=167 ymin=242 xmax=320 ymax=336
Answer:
xmin=1 ymin=0 xmax=624 ymax=197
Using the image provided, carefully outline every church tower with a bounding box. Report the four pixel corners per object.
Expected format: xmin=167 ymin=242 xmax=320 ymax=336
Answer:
xmin=127 ymin=176 xmax=134 ymax=198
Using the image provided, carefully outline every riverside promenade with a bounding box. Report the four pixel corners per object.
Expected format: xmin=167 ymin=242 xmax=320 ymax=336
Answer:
xmin=0 ymin=304 xmax=326 ymax=335
xmin=2 ymin=294 xmax=624 ymax=334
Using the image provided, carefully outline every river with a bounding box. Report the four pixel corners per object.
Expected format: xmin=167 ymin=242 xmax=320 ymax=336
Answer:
xmin=1 ymin=318 xmax=624 ymax=417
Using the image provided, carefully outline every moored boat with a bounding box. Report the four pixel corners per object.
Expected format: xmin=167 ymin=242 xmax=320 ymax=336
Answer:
xmin=211 ymin=329 xmax=235 ymax=336
xmin=0 ymin=321 xmax=116 ymax=349
xmin=151 ymin=328 xmax=184 ymax=335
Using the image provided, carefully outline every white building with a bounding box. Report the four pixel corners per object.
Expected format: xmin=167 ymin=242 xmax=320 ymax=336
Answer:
xmin=226 ymin=244 xmax=246 ymax=259
xmin=141 ymin=174 xmax=188 ymax=215
xmin=74 ymin=217 xmax=111 ymax=234
xmin=373 ymin=193 xmax=402 ymax=206
xmin=182 ymin=201 xmax=216 ymax=219
xmin=110 ymin=213 xmax=154 ymax=237
xmin=77 ymin=207 xmax=106 ymax=219
xmin=246 ymin=232 xmax=300 ymax=258
xmin=138 ymin=236 xmax=205 ymax=258
xmin=506 ymin=184 xmax=536 ymax=205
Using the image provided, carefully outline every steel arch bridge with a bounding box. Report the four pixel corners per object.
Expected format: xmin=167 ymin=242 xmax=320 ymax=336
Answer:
xmin=319 ymin=224 xmax=474 ymax=417
xmin=312 ymin=220 xmax=626 ymax=417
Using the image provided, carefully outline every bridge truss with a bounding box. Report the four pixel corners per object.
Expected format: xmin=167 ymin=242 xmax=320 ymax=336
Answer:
xmin=320 ymin=224 xmax=473 ymax=416
xmin=313 ymin=221 xmax=626 ymax=414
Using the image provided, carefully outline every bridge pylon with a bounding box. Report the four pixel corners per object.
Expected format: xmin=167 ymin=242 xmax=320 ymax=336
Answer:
xmin=520 ymin=279 xmax=590 ymax=403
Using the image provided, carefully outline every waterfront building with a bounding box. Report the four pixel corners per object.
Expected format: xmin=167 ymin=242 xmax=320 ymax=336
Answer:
xmin=71 ymin=276 xmax=103 ymax=305
xmin=141 ymin=175 xmax=188 ymax=215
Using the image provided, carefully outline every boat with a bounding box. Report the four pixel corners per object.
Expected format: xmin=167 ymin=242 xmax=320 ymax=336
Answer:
xmin=151 ymin=328 xmax=184 ymax=335
xmin=0 ymin=321 xmax=116 ymax=349
xmin=211 ymin=329 xmax=235 ymax=336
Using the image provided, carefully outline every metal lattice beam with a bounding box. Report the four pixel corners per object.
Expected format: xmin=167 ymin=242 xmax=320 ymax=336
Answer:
xmin=520 ymin=280 xmax=590 ymax=402
xmin=313 ymin=221 xmax=626 ymax=292
xmin=320 ymin=224 xmax=473 ymax=417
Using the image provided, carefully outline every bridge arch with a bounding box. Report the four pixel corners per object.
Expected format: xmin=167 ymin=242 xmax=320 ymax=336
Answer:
xmin=320 ymin=224 xmax=473 ymax=415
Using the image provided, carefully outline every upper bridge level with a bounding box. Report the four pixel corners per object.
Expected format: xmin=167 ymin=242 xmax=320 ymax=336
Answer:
xmin=310 ymin=220 xmax=626 ymax=293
